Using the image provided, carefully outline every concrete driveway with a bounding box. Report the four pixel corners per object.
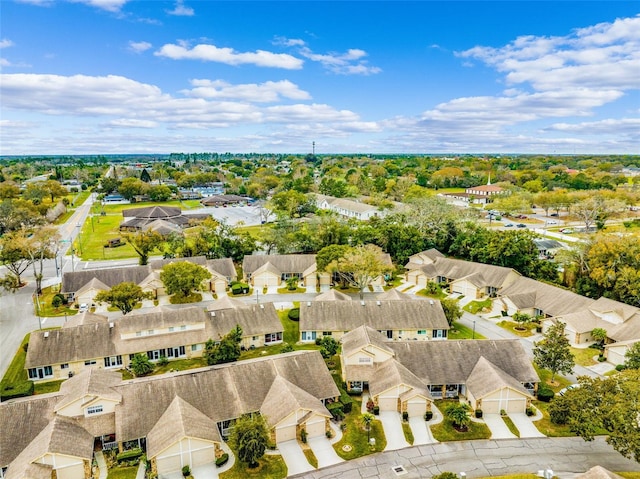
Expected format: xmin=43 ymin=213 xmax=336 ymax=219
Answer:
xmin=378 ymin=411 xmax=410 ymax=450
xmin=408 ymin=416 xmax=438 ymax=445
xmin=307 ymin=436 xmax=343 ymax=468
xmin=481 ymin=414 xmax=517 ymax=439
xmin=192 ymin=463 xmax=218 ymax=479
xmin=277 ymin=440 xmax=314 ymax=476
xmin=509 ymin=412 xmax=545 ymax=437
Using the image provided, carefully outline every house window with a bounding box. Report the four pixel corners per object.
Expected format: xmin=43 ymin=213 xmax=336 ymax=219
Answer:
xmin=301 ymin=331 xmax=317 ymax=341
xmin=358 ymin=357 xmax=371 ymax=363
xmin=104 ymin=356 xmax=123 ymax=368
xmin=60 ymin=364 xmax=69 ymax=370
xmin=191 ymin=344 xmax=203 ymax=352
xmin=86 ymin=405 xmax=104 ymax=415
xmin=323 ymin=331 xmax=332 ymax=336
xmin=180 ymin=325 xmax=187 ymax=331
xmin=252 ymin=336 xmax=259 ymax=341
xmin=136 ymin=331 xmax=142 ymax=337
xmin=147 ymin=330 xmax=154 ymax=335
xmin=147 ymin=350 xmax=166 ymax=361
xmin=28 ymin=366 xmax=53 ymax=380
xmin=84 ymin=359 xmax=97 ymax=366
xmin=418 ymin=330 xmax=426 ymax=335
xmin=432 ymin=329 xmax=445 ymax=339
xmin=265 ymin=332 xmax=282 ymax=344
xmin=166 ymin=346 xmax=186 ymax=358
xmin=169 ymin=327 xmax=175 ymax=332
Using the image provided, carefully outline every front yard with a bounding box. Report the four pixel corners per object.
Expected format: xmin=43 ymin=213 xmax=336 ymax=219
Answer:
xmin=496 ymin=320 xmax=537 ymax=337
xmin=220 ymin=454 xmax=286 ymax=479
xmin=332 ymin=399 xmax=387 ymax=460
xmin=448 ymin=321 xmax=487 ymax=340
xmin=430 ymin=399 xmax=491 ymax=442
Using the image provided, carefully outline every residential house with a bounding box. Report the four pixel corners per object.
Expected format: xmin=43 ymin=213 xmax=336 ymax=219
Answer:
xmin=340 ymin=326 xmax=538 ymax=415
xmin=199 ymin=194 xmax=247 ymax=207
xmin=405 ymin=249 xmax=520 ymax=299
xmin=242 ymin=254 xmax=330 ymax=290
xmin=119 ymin=206 xmax=209 ymax=232
xmin=1 ymin=351 xmax=338 ymax=479
xmin=533 ymin=239 xmax=564 ymax=259
xmin=24 ymin=304 xmax=283 ymax=382
xmin=299 ymin=299 xmax=449 ymax=343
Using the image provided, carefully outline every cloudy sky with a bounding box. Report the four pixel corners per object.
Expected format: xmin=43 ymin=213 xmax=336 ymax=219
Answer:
xmin=1 ymin=1 xmax=638 ymax=155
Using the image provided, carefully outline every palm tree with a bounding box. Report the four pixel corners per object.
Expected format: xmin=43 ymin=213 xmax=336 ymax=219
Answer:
xmin=445 ymin=403 xmax=471 ymax=430
xmin=361 ymin=412 xmax=374 ymax=442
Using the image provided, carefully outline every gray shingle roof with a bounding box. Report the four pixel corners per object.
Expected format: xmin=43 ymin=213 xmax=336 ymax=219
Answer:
xmin=315 ymin=289 xmax=352 ymax=301
xmin=62 ymin=265 xmax=152 ymax=294
xmin=465 ymin=357 xmax=532 ymax=398
xmin=242 ymin=254 xmax=317 ymax=275
xmin=260 ymin=376 xmax=331 ymax=428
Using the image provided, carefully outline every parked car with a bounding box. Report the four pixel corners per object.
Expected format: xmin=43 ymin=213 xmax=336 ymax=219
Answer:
xmin=550 ymin=213 xmax=559 ymax=217
xmin=79 ymin=303 xmax=89 ymax=313
xmin=547 ymin=220 xmax=558 ymax=225
xmin=516 ymin=214 xmax=527 ymax=219
xmin=516 ymin=223 xmax=527 ymax=228
xmin=558 ymin=384 xmax=580 ymax=396
xmin=560 ymin=228 xmax=574 ymax=234
xmin=504 ymin=223 xmax=514 ymax=227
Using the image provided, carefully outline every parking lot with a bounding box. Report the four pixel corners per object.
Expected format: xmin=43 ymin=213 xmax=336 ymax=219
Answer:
xmin=194 ymin=205 xmax=267 ymax=226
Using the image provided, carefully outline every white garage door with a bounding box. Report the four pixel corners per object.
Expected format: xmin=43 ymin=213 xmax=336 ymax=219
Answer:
xmin=192 ymin=446 xmax=215 ymax=466
xmin=255 ymin=274 xmax=279 ymax=287
xmin=480 ymin=399 xmax=500 ymax=414
xmin=157 ymin=454 xmax=183 ymax=474
xmin=506 ymin=398 xmax=527 ymax=413
xmin=417 ymin=276 xmax=427 ymax=288
xmin=378 ymin=396 xmax=397 ymax=412
xmin=451 ymin=281 xmax=475 ymax=297
xmin=407 ymin=400 xmax=426 ymax=417
xmin=607 ymin=349 xmax=625 ymax=365
xmin=276 ymin=424 xmax=297 ymax=443
xmin=305 ymin=419 xmax=325 ymax=438
xmin=56 ymin=463 xmax=84 ymax=479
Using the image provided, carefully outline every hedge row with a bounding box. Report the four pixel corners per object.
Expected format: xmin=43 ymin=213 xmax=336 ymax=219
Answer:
xmin=1 ymin=381 xmax=34 ymax=402
xmin=116 ymin=448 xmax=143 ymax=463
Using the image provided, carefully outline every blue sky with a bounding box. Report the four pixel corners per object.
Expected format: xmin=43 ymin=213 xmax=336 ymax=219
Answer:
xmin=1 ymin=1 xmax=638 ymax=155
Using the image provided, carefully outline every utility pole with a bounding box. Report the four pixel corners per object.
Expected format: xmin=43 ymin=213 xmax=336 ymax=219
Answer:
xmin=312 ymin=141 xmax=315 ymax=156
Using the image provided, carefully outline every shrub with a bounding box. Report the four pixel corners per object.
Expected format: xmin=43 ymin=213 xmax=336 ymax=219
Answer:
xmin=549 ymin=396 xmax=570 ymax=425
xmin=615 ymin=364 xmax=626 ymax=371
xmin=402 ymin=411 xmax=409 ymax=421
xmin=215 ymin=453 xmax=229 ymax=467
xmin=157 ymin=356 xmax=169 ymax=366
xmin=300 ymin=428 xmax=307 ymax=443
xmin=500 ymin=409 xmax=507 ymax=416
xmin=182 ymin=465 xmax=190 ymax=477
xmin=526 ymin=407 xmax=535 ymax=417
xmin=287 ymin=308 xmax=300 ymax=321
xmin=231 ymin=284 xmax=243 ymax=295
xmin=328 ymin=402 xmax=344 ymax=420
xmin=326 ymin=429 xmax=333 ymax=438
xmin=366 ymin=398 xmax=375 ymax=413
xmin=537 ymin=383 xmax=555 ymax=402
xmin=597 ymin=355 xmax=606 ymax=362
xmin=315 ymin=337 xmax=322 ymax=346
xmin=433 ymin=473 xmax=458 ymax=479
xmin=475 ymin=409 xmax=483 ymax=418
xmin=373 ymin=405 xmax=380 ymax=415
xmin=425 ymin=411 xmax=434 ymax=421
xmin=116 ymin=448 xmax=143 ymax=463
xmin=280 ymin=343 xmax=294 ymax=353
xmin=339 ymin=389 xmax=353 ymax=413
xmin=1 ymin=380 xmax=34 ymax=401
xmin=51 ymin=294 xmax=64 ymax=308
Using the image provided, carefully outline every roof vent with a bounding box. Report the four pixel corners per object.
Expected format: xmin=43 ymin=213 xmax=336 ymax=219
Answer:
xmin=376 ymin=301 xmax=381 ymax=306
xmin=212 ymin=311 xmax=216 ymax=317
xmin=44 ymin=331 xmax=49 ymax=338
xmin=361 ymin=300 xmax=365 ymax=306
xmin=109 ymin=322 xmax=114 ymax=328
xmin=260 ymin=304 xmax=264 ymax=309
xmin=307 ymin=301 xmax=311 ymax=307
xmin=429 ymin=300 xmax=434 ymax=305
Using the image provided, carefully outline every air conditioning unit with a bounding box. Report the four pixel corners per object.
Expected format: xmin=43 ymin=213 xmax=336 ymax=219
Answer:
xmin=260 ymin=304 xmax=264 ymax=309
xmin=211 ymin=311 xmax=216 ymax=317
xmin=109 ymin=322 xmax=114 ymax=328
xmin=360 ymin=300 xmax=365 ymax=306
xmin=307 ymin=301 xmax=311 ymax=307
xmin=376 ymin=301 xmax=381 ymax=306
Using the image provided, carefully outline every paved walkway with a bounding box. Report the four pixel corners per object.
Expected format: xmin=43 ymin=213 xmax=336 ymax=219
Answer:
xmin=290 ymin=437 xmax=640 ymax=478
xmin=94 ymin=452 xmax=107 ymax=479
xmin=277 ymin=440 xmax=314 ymax=476
xmin=379 ymin=411 xmax=410 ymax=451
xmin=481 ymin=414 xmax=517 ymax=439
xmin=510 ymin=412 xmax=546 ymax=438
xmin=135 ymin=461 xmax=145 ymax=479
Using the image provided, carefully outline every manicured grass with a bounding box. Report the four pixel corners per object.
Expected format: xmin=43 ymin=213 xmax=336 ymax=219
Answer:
xmin=169 ymin=292 xmax=203 ymax=304
xmin=121 ymin=357 xmax=208 ymax=380
xmin=278 ymin=309 xmax=299 ymax=345
xmin=533 ymin=365 xmax=571 ymax=392
xmin=35 ymin=286 xmax=79 ymax=317
xmin=497 ymin=320 xmax=536 ymax=337
xmin=531 ymin=400 xmax=574 ymax=437
xmin=1 ymin=333 xmax=31 ymax=387
xmin=235 ymin=224 xmax=270 ymax=240
xmin=618 ymin=473 xmax=640 ymax=479
xmin=430 ymin=418 xmax=491 ymax=442
xmin=501 ymin=414 xmax=520 ymax=437
xmin=276 ymin=287 xmax=307 ymax=294
xmin=333 ymin=400 xmax=387 ymax=460
xmin=302 ymin=446 xmax=318 ymax=469
xmin=74 ymin=213 xmax=140 ymax=261
xmin=34 ymin=380 xmax=64 ymax=395
xmin=448 ymin=321 xmax=487 ymax=340
xmin=570 ymin=347 xmax=599 ymax=366
xmin=402 ymin=421 xmax=414 ymax=445
xmin=463 ymin=298 xmax=493 ymax=314
xmin=416 ymin=288 xmax=447 ymax=299
xmin=219 ymin=454 xmax=287 ymax=479
xmin=106 ymin=466 xmax=138 ymax=479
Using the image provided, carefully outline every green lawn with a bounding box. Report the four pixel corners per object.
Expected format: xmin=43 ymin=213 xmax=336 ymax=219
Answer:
xmin=501 ymin=414 xmax=520 ymax=437
xmin=570 ymin=347 xmax=600 ymax=367
xmin=302 ymin=447 xmax=318 ymax=469
xmin=416 ymin=288 xmax=447 ymax=299
xmin=34 ymin=380 xmax=64 ymax=395
xmin=235 ymin=224 xmax=271 ymax=240
xmin=35 ymin=286 xmax=78 ymax=317
xmin=448 ymin=321 xmax=487 ymax=340
xmin=106 ymin=466 xmax=138 ymax=479
xmin=333 ymin=400 xmax=387 ymax=460
xmin=497 ymin=320 xmax=536 ymax=337
xmin=278 ymin=309 xmax=299 ymax=345
xmin=531 ymin=400 xmax=575 ymax=437
xmin=276 ymin=286 xmax=307 ymax=294
xmin=463 ymin=298 xmax=493 ymax=314
xmin=533 ymin=365 xmax=572 ymax=391
xmin=219 ymin=454 xmax=287 ymax=479
xmin=402 ymin=421 xmax=414 ymax=445
xmin=121 ymin=357 xmax=208 ymax=380
xmin=430 ymin=418 xmax=491 ymax=441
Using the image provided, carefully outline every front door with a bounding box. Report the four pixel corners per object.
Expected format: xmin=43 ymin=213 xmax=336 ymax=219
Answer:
xmin=386 ymin=330 xmax=393 ymax=339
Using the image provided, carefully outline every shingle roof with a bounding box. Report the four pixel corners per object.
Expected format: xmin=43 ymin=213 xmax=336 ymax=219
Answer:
xmin=260 ymin=376 xmax=331 ymax=428
xmin=465 ymin=356 xmax=532 ymax=399
xmin=55 ymin=368 xmax=122 ymax=413
xmin=315 ymin=289 xmax=352 ymax=301
xmin=62 ymin=265 xmax=152 ymax=294
xmin=75 ymin=277 xmax=110 ymax=297
xmin=376 ymin=289 xmax=412 ymax=301
xmin=144 ymin=219 xmax=183 ymax=235
xmin=341 ymin=325 xmax=394 ymax=357
xmin=590 ymin=297 xmax=638 ymax=321
xmin=122 ymin=206 xmax=181 ymax=219
xmin=300 ymin=300 xmax=449 ymax=332
xmin=242 ymin=254 xmax=317 ymax=275
xmin=147 ymin=396 xmax=222 ymax=458
xmin=207 ymin=295 xmax=247 ymax=311
xmin=369 ymin=358 xmax=430 ymax=398
xmin=62 ymin=311 xmax=109 ymax=329
xmin=210 ymin=303 xmax=283 ymax=338
xmin=207 ymin=258 xmax=237 ymax=280
xmin=577 ymin=466 xmax=624 ymax=479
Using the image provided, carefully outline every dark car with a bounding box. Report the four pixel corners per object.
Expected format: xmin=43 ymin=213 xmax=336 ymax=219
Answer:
xmin=517 ymin=223 xmax=527 ymax=228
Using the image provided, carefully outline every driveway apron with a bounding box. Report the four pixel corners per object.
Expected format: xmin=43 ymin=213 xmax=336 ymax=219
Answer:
xmin=379 ymin=411 xmax=410 ymax=450
xmin=408 ymin=416 xmax=437 ymax=445
xmin=307 ymin=436 xmax=344 ymax=468
xmin=482 ymin=414 xmax=517 ymax=439
xmin=277 ymin=440 xmax=314 ymax=476
xmin=509 ymin=412 xmax=546 ymax=437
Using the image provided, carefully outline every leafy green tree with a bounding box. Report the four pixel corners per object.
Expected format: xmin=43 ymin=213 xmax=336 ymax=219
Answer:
xmin=0 ymin=181 xmax=21 ymax=199
xmin=318 ymin=336 xmax=339 ymax=358
xmin=148 ymin=185 xmax=172 ymax=202
xmin=533 ymin=322 xmax=574 ymax=382
xmin=160 ymin=261 xmax=211 ymax=299
xmin=26 ymin=226 xmax=58 ymax=294
xmin=0 ymin=198 xmax=44 ymax=234
xmin=316 ymin=244 xmax=351 ymax=272
xmin=130 ymin=353 xmax=154 ymax=377
xmin=445 ymin=402 xmax=471 ymax=429
xmin=512 ymin=312 xmax=532 ymax=327
xmin=118 ymin=177 xmax=149 ymax=200
xmin=361 ymin=412 xmax=374 ymax=442
xmin=0 ymin=229 xmax=34 ymax=287
xmin=623 ymin=342 xmax=640 ymax=370
xmin=440 ymin=298 xmax=462 ymax=327
xmin=560 ymin=370 xmax=640 ymax=463
xmin=95 ymin=282 xmax=152 ymax=315
xmin=41 ymin=180 xmax=68 ymax=203
xmin=229 ymin=414 xmax=269 ymax=468
xmin=204 ymin=325 xmax=243 ymax=365
xmin=591 ymin=328 xmax=607 ymax=347
xmin=139 ymin=168 xmax=152 ymax=183
xmin=326 ymin=244 xmax=391 ymax=299
xmin=269 ymin=190 xmax=314 ymax=219
xmin=125 ymin=230 xmax=163 ymax=265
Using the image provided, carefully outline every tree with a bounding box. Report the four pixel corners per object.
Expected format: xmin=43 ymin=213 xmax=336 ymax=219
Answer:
xmin=95 ymin=282 xmax=152 ymax=315
xmin=125 ymin=230 xmax=163 ymax=265
xmin=229 ymin=414 xmax=269 ymax=468
xmin=148 ymin=184 xmax=172 ymax=202
xmin=41 ymin=180 xmax=68 ymax=203
xmin=572 ymin=195 xmax=626 ymax=231
xmin=268 ymin=190 xmax=314 ymax=219
xmin=318 ymin=336 xmax=339 ymax=358
xmin=203 ymin=325 xmax=243 ymax=365
xmin=445 ymin=402 xmax=471 ymax=429
xmin=139 ymin=168 xmax=152 ymax=183
xmin=591 ymin=328 xmax=607 ymax=347
xmin=316 ymin=244 xmax=351 ymax=272
xmin=533 ymin=322 xmax=574 ymax=382
xmin=129 ymin=353 xmax=154 ymax=377
xmin=512 ymin=312 xmax=532 ymax=327
xmin=0 ymin=229 xmax=33 ymax=287
xmin=118 ymin=177 xmax=149 ymax=200
xmin=361 ymin=412 xmax=374 ymax=443
xmin=26 ymin=226 xmax=58 ymax=295
xmin=623 ymin=342 xmax=640 ymax=370
xmin=440 ymin=299 xmax=462 ymax=327
xmin=160 ymin=261 xmax=211 ymax=299
xmin=560 ymin=370 xmax=640 ymax=463
xmin=327 ymin=244 xmax=392 ymax=299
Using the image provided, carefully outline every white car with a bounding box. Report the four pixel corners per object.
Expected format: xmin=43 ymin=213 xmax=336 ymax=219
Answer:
xmin=558 ymin=384 xmax=580 ymax=396
xmin=79 ymin=303 xmax=89 ymax=313
xmin=547 ymin=220 xmax=558 ymax=225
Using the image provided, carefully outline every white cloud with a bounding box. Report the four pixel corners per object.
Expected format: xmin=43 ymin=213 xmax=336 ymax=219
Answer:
xmin=108 ymin=118 xmax=158 ymax=128
xmin=14 ymin=0 xmax=54 ymax=5
xmin=273 ymin=37 xmax=306 ymax=47
xmin=183 ymin=79 xmax=311 ymax=102
xmin=298 ymin=46 xmax=381 ymax=75
xmin=128 ymin=41 xmax=152 ymax=53
xmin=544 ymin=118 xmax=640 ymax=136
xmin=68 ymin=0 xmax=129 ymax=12
xmin=155 ymin=43 xmax=304 ymax=69
xmin=166 ymin=0 xmax=194 ymax=17
xmin=0 ymin=39 xmax=14 ymax=49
